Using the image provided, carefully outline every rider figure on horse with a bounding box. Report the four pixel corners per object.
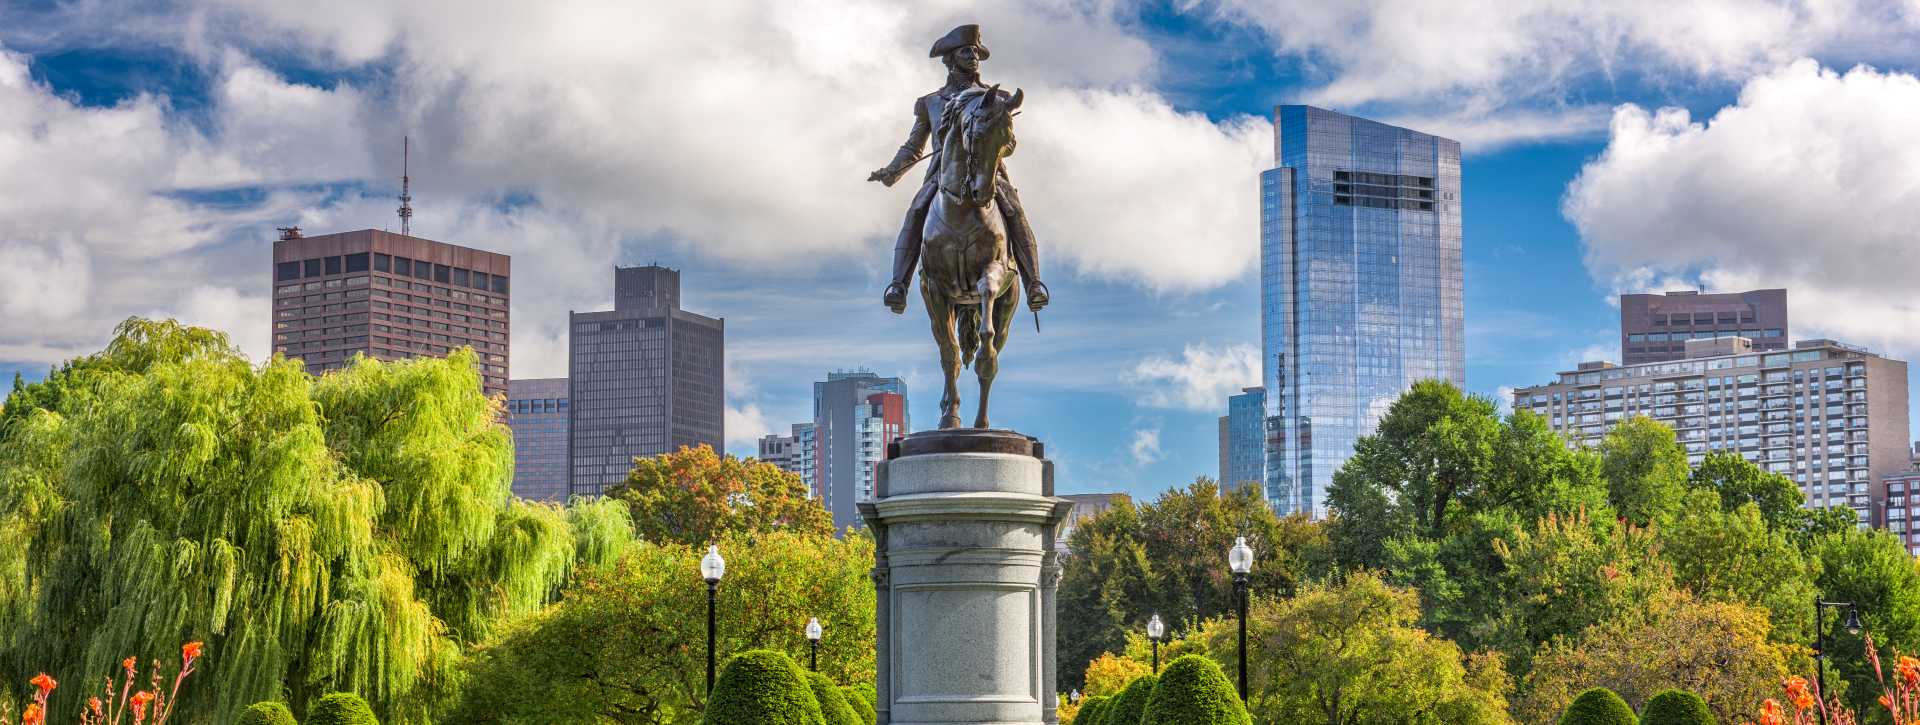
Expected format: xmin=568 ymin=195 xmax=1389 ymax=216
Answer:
xmin=869 ymin=24 xmax=1050 ymax=316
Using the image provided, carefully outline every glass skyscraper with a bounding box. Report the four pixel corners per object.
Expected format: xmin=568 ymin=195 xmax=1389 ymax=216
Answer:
xmin=1261 ymin=106 xmax=1464 ymax=517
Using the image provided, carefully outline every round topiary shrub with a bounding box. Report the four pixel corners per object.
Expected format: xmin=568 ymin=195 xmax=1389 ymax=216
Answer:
xmin=1558 ymin=687 xmax=1637 ymax=725
xmin=1075 ymin=694 xmax=1112 ymax=725
xmin=1105 ymin=673 xmax=1157 ymax=725
xmin=237 ymin=701 xmax=298 ymax=725
xmin=307 ymin=692 xmax=377 ymax=725
xmin=1640 ymin=689 xmax=1714 ymax=725
xmin=703 ymin=649 xmax=826 ymax=725
xmin=807 ymin=671 xmax=862 ymax=725
xmin=1141 ymin=655 xmax=1250 ymax=725
xmin=840 ymin=684 xmax=876 ymax=725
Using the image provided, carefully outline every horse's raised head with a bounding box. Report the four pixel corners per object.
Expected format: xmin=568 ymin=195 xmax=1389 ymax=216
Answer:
xmin=962 ymin=85 xmax=1022 ymax=206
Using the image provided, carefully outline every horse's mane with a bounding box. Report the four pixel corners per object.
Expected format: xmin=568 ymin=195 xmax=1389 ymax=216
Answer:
xmin=940 ymin=88 xmax=990 ymax=138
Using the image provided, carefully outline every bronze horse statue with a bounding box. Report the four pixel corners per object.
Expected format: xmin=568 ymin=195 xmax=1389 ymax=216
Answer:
xmin=921 ymin=86 xmax=1023 ymax=429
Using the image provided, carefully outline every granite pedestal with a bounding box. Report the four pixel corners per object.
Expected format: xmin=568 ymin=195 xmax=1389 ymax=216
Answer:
xmin=858 ymin=429 xmax=1074 ymax=725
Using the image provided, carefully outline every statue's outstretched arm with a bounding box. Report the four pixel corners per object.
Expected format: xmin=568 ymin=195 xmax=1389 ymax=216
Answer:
xmin=870 ymin=99 xmax=932 ymax=187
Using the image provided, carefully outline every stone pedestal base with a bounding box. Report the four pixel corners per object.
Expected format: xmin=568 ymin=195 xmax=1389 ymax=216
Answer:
xmin=859 ymin=430 xmax=1073 ymax=725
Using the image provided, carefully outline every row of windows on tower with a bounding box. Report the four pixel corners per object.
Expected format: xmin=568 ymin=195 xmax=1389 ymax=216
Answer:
xmin=277 ymin=253 xmax=508 ymax=294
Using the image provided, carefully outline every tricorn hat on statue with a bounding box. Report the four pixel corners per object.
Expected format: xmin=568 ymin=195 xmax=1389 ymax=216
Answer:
xmin=930 ymin=24 xmax=989 ymax=59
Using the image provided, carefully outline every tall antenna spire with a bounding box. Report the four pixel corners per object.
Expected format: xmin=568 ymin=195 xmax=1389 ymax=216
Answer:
xmin=397 ymin=136 xmax=414 ymax=237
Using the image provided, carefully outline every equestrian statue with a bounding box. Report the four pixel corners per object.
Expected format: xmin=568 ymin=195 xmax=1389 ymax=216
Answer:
xmin=869 ymin=24 xmax=1046 ymax=430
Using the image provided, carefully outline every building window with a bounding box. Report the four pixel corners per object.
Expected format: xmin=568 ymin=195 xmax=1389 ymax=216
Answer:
xmin=374 ymin=254 xmax=391 ymax=272
xmin=434 ymin=264 xmax=451 ymax=283
xmin=276 ymin=261 xmax=301 ymax=281
xmin=413 ymin=261 xmax=432 ymax=280
xmin=394 ymin=257 xmax=412 ymax=276
xmin=345 ymin=253 xmax=369 ymax=272
xmin=492 ymin=275 xmax=509 ymax=294
xmin=325 ymin=256 xmax=342 ymax=275
xmin=303 ymin=258 xmax=322 ymax=277
xmin=472 ymin=272 xmax=490 ymax=290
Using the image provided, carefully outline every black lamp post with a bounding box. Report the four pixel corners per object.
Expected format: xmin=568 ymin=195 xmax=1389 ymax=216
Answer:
xmin=1813 ymin=598 xmax=1863 ymax=725
xmin=701 ymin=545 xmax=726 ymax=695
xmin=806 ymin=617 xmax=823 ymax=672
xmin=1147 ymin=614 xmax=1165 ymax=674
xmin=1228 ymin=536 xmax=1254 ymax=703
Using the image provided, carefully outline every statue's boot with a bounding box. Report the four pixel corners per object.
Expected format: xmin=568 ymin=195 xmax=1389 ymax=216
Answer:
xmin=885 ymin=185 xmax=935 ymax=314
xmin=997 ymin=185 xmax=1048 ymax=311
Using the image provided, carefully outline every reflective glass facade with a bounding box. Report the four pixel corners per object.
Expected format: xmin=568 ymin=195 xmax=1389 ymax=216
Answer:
xmin=1261 ymin=106 xmax=1464 ymax=517
xmin=507 ymin=377 xmax=569 ymax=501
xmin=1222 ymin=386 xmax=1265 ymax=495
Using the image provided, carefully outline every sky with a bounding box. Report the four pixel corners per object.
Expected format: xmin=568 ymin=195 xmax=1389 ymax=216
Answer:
xmin=3 ymin=0 xmax=1920 ymax=502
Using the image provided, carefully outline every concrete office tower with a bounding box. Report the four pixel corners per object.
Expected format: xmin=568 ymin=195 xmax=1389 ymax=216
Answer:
xmin=1620 ymin=289 xmax=1788 ymax=364
xmin=507 ymin=378 xmax=569 ymax=501
xmin=1514 ymin=337 xmax=1911 ymax=529
xmin=757 ymin=421 xmax=817 ymax=491
xmin=1219 ymin=387 xmax=1266 ymax=495
xmin=812 ymin=372 xmax=909 ymax=531
xmin=1261 ymin=106 xmax=1464 ymax=517
xmin=271 ymin=229 xmax=511 ymax=397
xmin=567 ymin=265 xmax=724 ymax=496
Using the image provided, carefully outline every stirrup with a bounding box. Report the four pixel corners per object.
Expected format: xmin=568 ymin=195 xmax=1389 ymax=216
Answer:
xmin=1024 ymin=280 xmax=1050 ymax=311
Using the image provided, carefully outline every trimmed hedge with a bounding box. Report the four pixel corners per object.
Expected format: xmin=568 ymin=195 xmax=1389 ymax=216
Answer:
xmin=307 ymin=693 xmax=377 ymax=725
xmin=807 ymin=671 xmax=862 ymax=725
xmin=704 ymin=650 xmax=826 ymax=725
xmin=1105 ymin=674 xmax=1157 ymax=725
xmin=237 ymin=701 xmax=298 ymax=725
xmin=1141 ymin=655 xmax=1249 ymax=725
xmin=841 ymin=684 xmax=876 ymax=725
xmin=1075 ymin=694 xmax=1113 ymax=725
xmin=1640 ymin=689 xmax=1714 ymax=725
xmin=1559 ymin=687 xmax=1637 ymax=725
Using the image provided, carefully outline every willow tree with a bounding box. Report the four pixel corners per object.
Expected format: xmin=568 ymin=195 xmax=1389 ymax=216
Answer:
xmin=0 ymin=319 xmax=631 ymax=723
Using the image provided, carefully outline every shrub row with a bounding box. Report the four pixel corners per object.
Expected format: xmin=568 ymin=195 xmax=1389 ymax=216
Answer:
xmin=1559 ymin=686 xmax=1715 ymax=725
xmin=235 ymin=692 xmax=377 ymax=725
xmin=1077 ymin=656 xmax=1249 ymax=725
xmin=704 ymin=649 xmax=879 ymax=725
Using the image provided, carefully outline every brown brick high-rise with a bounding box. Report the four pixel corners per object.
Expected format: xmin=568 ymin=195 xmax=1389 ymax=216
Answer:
xmin=272 ymin=229 xmax=510 ymax=397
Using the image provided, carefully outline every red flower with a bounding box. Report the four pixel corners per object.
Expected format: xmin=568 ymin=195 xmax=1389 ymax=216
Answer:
xmin=182 ymin=641 xmax=204 ymax=663
xmin=29 ymin=672 xmax=56 ymax=696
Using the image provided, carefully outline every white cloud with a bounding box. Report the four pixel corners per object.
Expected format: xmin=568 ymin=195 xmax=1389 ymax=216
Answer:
xmin=1565 ymin=60 xmax=1920 ymax=360
xmin=1194 ymin=0 xmax=1920 ymax=148
xmin=0 ymin=1 xmax=1276 ymax=373
xmin=1495 ymin=385 xmax=1517 ymax=416
xmin=1121 ymin=343 xmax=1260 ymax=412
xmin=1130 ymin=426 xmax=1163 ymax=466
xmin=725 ymin=402 xmax=774 ymax=450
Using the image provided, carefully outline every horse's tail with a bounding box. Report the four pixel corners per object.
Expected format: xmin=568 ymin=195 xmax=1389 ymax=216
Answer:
xmin=958 ymin=305 xmax=980 ymax=369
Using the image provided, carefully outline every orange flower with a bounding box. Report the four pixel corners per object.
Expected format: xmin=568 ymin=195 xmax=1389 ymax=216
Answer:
xmin=1785 ymin=676 xmax=1815 ymax=711
xmin=29 ymin=672 xmax=56 ymax=695
xmin=182 ymin=641 xmax=204 ymax=662
xmin=130 ymin=691 xmax=156 ymax=723
xmin=89 ymin=696 xmax=104 ymax=716
xmin=21 ymin=703 xmax=43 ymax=725
xmin=1899 ymin=655 xmax=1920 ymax=686
xmin=1881 ymin=694 xmax=1893 ymax=708
xmin=122 ymin=656 xmax=137 ymax=674
xmin=1759 ymin=698 xmax=1785 ymax=725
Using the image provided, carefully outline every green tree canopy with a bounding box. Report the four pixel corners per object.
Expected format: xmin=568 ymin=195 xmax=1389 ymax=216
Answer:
xmin=605 ymin=445 xmax=834 ymax=545
xmin=1597 ymin=416 xmax=1691 ymax=526
xmin=0 ymin=319 xmax=629 ymax=723
xmin=1058 ymin=481 xmax=1312 ymax=689
xmin=1517 ymin=591 xmax=1787 ymax=724
xmin=1688 ymin=451 xmax=1805 ymax=533
xmin=450 ymin=531 xmax=875 ymax=723
xmin=1810 ymin=528 xmax=1920 ymax=716
xmin=1210 ymin=571 xmax=1511 ymax=725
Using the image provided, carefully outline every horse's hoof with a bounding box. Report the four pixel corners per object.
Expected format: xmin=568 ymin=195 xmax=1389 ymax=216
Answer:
xmin=973 ymin=418 xmax=989 ymax=429
xmin=940 ymin=415 xmax=963 ymax=429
